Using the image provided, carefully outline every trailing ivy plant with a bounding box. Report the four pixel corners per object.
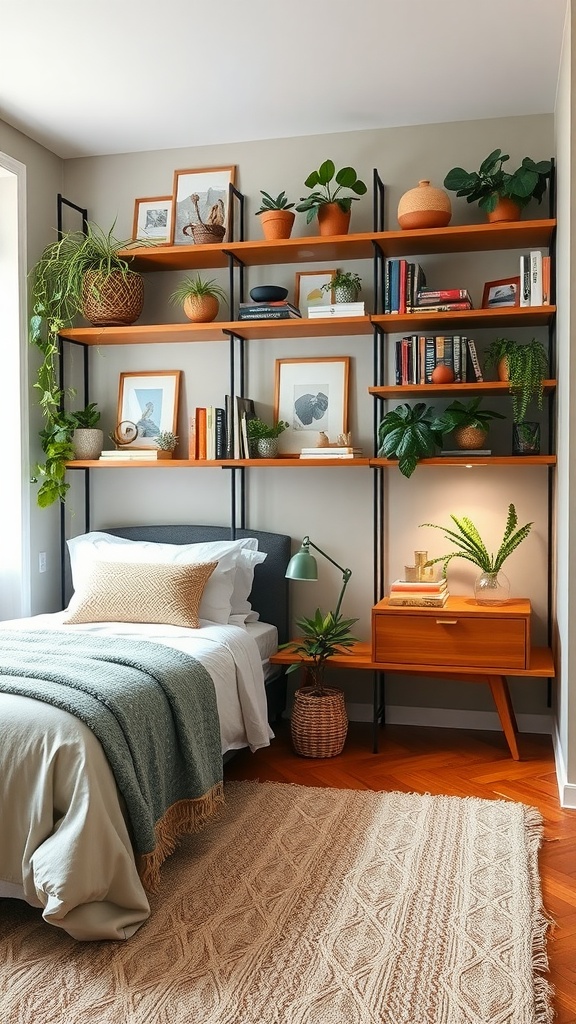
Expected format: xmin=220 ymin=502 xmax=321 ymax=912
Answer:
xmin=420 ymin=503 xmax=533 ymax=575
xmin=484 ymin=336 xmax=548 ymax=422
xmin=377 ymin=402 xmax=444 ymax=478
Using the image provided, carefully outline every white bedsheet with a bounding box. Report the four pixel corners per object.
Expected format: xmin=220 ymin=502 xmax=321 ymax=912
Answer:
xmin=0 ymin=614 xmax=274 ymax=940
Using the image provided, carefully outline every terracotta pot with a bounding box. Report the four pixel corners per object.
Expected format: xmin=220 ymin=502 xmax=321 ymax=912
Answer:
xmin=81 ymin=270 xmax=144 ymax=326
xmin=397 ymin=179 xmax=452 ymax=230
xmin=317 ymin=203 xmax=351 ymax=236
xmin=183 ymin=294 xmax=220 ymax=323
xmin=259 ymin=209 xmax=295 ymax=240
xmin=497 ymin=356 xmax=510 ymax=381
xmin=453 ymin=425 xmax=488 ymax=450
xmin=487 ymin=197 xmax=521 ymax=223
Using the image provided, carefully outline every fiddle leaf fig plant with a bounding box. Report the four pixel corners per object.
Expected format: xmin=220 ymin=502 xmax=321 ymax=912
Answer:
xmin=443 ymin=149 xmax=552 ymax=214
xmin=296 ymin=160 xmax=367 ymax=223
xmin=420 ymin=503 xmax=533 ymax=575
xmin=377 ymin=402 xmax=444 ymax=478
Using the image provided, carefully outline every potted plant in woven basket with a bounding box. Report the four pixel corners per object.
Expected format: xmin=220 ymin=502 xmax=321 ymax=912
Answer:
xmin=435 ymin=397 xmax=505 ymax=451
xmin=281 ymin=607 xmax=358 ymax=758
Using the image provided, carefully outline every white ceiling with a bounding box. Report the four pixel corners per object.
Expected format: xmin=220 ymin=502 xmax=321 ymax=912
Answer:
xmin=0 ymin=0 xmax=568 ymax=160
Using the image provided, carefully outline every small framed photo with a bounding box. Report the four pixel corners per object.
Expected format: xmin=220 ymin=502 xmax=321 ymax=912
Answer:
xmin=274 ymin=356 xmax=350 ymax=455
xmin=132 ymin=196 xmax=173 ymax=244
xmin=294 ymin=269 xmax=337 ymax=314
xmin=171 ymin=165 xmax=236 ymax=246
xmin=117 ymin=371 xmax=181 ymax=449
xmin=482 ymin=276 xmax=520 ymax=308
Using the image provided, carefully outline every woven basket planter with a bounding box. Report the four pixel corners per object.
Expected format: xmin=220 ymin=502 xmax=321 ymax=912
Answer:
xmin=186 ymin=223 xmax=226 ymax=245
xmin=81 ymin=270 xmax=144 ymax=326
xmin=291 ymin=686 xmax=348 ymax=758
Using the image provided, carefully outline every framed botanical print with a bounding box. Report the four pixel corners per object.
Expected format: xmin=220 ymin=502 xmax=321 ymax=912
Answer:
xmin=274 ymin=356 xmax=350 ymax=455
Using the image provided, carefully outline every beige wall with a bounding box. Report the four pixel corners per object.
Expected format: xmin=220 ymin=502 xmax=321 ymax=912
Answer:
xmin=58 ymin=114 xmax=556 ymax=728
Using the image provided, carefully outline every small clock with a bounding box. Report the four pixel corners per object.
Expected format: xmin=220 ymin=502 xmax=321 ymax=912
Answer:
xmin=111 ymin=420 xmax=138 ymax=447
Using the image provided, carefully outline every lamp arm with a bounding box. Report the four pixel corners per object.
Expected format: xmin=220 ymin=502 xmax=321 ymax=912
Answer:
xmin=302 ymin=537 xmax=352 ymax=618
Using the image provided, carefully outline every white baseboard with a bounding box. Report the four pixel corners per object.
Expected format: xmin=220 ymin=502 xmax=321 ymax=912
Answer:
xmin=552 ymin=723 xmax=576 ymax=808
xmin=345 ymin=702 xmax=553 ymax=735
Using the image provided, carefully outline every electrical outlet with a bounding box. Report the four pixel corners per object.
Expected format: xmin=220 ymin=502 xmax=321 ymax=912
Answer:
xmin=38 ymin=552 xmax=47 ymax=573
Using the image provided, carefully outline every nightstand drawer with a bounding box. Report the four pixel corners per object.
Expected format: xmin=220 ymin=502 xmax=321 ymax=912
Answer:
xmin=372 ymin=598 xmax=531 ymax=670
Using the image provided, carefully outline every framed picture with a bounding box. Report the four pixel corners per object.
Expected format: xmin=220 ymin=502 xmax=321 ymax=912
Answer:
xmin=482 ymin=276 xmax=520 ymax=308
xmin=117 ymin=371 xmax=181 ymax=449
xmin=274 ymin=357 xmax=350 ymax=455
xmin=171 ymin=165 xmax=236 ymax=246
xmin=294 ymin=269 xmax=337 ymax=313
xmin=132 ymin=196 xmax=173 ymax=244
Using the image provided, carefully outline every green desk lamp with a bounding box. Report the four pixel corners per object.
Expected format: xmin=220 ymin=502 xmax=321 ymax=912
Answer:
xmin=285 ymin=536 xmax=352 ymax=617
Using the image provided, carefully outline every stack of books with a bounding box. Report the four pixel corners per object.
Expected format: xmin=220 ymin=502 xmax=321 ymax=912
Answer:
xmin=238 ymin=301 xmax=302 ymax=320
xmin=519 ymin=250 xmax=551 ymax=306
xmin=299 ymin=446 xmax=363 ymax=460
xmin=308 ymin=301 xmax=365 ymax=318
xmin=407 ymin=288 xmax=473 ymax=313
xmin=99 ymin=449 xmax=172 ymax=460
xmin=388 ymin=576 xmax=449 ymax=607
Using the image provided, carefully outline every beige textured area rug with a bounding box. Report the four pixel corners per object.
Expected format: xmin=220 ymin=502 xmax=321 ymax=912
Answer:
xmin=0 ymin=781 xmax=552 ymax=1024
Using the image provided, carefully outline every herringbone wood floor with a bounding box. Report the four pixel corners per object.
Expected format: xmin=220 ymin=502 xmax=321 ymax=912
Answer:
xmin=225 ymin=721 xmax=576 ymax=1023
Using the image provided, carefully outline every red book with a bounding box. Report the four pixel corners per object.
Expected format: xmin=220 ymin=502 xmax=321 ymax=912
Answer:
xmin=417 ymin=288 xmax=472 ymax=304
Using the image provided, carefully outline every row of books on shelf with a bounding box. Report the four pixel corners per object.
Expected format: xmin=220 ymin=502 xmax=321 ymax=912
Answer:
xmin=388 ymin=577 xmax=449 ymax=606
xmin=519 ymin=251 xmax=551 ymax=307
xmin=395 ymin=335 xmax=483 ymax=385
xmin=188 ymin=397 xmax=260 ymax=460
xmin=384 ymin=259 xmax=474 ymax=315
xmin=237 ymin=301 xmax=302 ymax=320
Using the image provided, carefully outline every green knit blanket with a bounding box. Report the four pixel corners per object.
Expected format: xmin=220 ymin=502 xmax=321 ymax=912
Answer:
xmin=0 ymin=629 xmax=223 ymax=856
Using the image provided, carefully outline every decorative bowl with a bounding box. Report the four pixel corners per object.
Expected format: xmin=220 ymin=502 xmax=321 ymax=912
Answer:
xmin=249 ymin=285 xmax=288 ymax=303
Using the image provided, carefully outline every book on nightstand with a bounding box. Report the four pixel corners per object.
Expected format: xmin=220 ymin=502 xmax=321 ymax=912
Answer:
xmin=387 ymin=591 xmax=450 ymax=607
xmin=389 ymin=578 xmax=447 ymax=593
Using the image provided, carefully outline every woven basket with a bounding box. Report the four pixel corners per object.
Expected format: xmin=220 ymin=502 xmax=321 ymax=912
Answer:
xmin=81 ymin=270 xmax=144 ymax=326
xmin=188 ymin=223 xmax=226 ymax=245
xmin=291 ymin=686 xmax=348 ymax=758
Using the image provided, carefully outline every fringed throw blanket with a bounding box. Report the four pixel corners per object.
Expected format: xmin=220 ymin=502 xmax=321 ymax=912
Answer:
xmin=0 ymin=629 xmax=224 ymax=889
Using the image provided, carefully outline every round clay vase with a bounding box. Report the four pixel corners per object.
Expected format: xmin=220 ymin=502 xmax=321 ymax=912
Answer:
xmin=487 ymin=196 xmax=521 ymax=223
xmin=81 ymin=270 xmax=144 ymax=326
xmin=397 ymin=180 xmax=452 ymax=230
xmin=259 ymin=209 xmax=296 ymax=241
xmin=183 ymin=294 xmax=220 ymax=323
xmin=72 ymin=428 xmax=103 ymax=460
xmin=453 ymin=425 xmax=488 ymax=450
xmin=257 ymin=437 xmax=279 ymax=458
xmin=317 ymin=203 xmax=351 ymax=237
xmin=291 ymin=686 xmax=348 ymax=758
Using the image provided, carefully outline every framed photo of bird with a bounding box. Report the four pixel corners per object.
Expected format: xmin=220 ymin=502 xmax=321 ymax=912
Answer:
xmin=117 ymin=371 xmax=181 ymax=448
xmin=273 ymin=357 xmax=350 ymax=456
xmin=171 ymin=166 xmax=237 ymax=246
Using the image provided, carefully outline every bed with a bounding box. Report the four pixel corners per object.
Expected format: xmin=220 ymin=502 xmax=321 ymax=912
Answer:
xmin=0 ymin=525 xmax=290 ymax=941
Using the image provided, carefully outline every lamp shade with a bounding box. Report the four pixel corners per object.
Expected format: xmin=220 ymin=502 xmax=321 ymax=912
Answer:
xmin=285 ymin=547 xmax=318 ymax=581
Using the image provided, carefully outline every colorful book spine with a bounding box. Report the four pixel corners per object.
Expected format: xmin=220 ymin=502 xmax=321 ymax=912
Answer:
xmin=530 ymin=250 xmax=543 ymax=306
xmin=407 ymin=301 xmax=472 ymax=312
xmin=467 ymin=339 xmax=484 ymax=382
xmin=520 ymin=254 xmax=531 ymax=306
xmin=542 ymin=255 xmax=551 ymax=305
xmin=417 ymin=288 xmax=471 ymax=303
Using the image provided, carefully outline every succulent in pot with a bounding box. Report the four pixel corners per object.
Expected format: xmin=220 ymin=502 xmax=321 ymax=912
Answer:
xmin=323 ymin=271 xmax=363 ymax=303
xmin=255 ymin=190 xmax=296 ymax=240
xmin=484 ymin=336 xmax=548 ymax=422
xmin=156 ymin=430 xmax=178 ymax=452
xmin=443 ymin=149 xmax=552 ymax=221
xmin=170 ymin=274 xmax=227 ymax=323
xmin=295 ymin=160 xmax=367 ymax=235
xmin=434 ymin=397 xmax=505 ymax=451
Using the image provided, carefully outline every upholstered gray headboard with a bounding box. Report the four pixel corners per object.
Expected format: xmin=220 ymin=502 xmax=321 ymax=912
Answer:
xmin=100 ymin=525 xmax=291 ymax=644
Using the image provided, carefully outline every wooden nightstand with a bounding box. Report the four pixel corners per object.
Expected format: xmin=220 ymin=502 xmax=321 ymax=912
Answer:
xmin=270 ymin=598 xmax=555 ymax=759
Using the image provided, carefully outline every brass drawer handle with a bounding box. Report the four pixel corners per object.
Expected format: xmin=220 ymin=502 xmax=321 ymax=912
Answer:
xmin=436 ymin=619 xmax=458 ymax=625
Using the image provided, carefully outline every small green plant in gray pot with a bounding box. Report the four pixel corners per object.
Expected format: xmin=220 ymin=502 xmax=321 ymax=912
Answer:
xmin=377 ymin=402 xmax=444 ymax=478
xmin=246 ymin=417 xmax=289 ymax=458
xmin=323 ymin=271 xmax=363 ymax=303
xmin=70 ymin=402 xmax=103 ymax=460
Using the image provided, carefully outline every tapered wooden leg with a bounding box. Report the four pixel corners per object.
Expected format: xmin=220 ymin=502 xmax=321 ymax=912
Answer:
xmin=487 ymin=675 xmax=520 ymax=760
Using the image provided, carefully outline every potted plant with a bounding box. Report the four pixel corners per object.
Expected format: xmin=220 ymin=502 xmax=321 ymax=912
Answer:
xmin=377 ymin=402 xmax=444 ymax=478
xmin=255 ymin=190 xmax=296 ymax=240
xmin=70 ymin=402 xmax=103 ymax=461
xmin=246 ymin=417 xmax=289 ymax=458
xmin=435 ymin=397 xmax=505 ymax=451
xmin=420 ymin=503 xmax=533 ymax=605
xmin=484 ymin=336 xmax=549 ymax=422
xmin=323 ymin=271 xmax=363 ymax=303
xmin=156 ymin=430 xmax=179 ymax=456
xmin=281 ymin=607 xmax=358 ymax=757
xmin=443 ymin=149 xmax=552 ymax=222
xmin=295 ymin=160 xmax=367 ymax=236
xmin=170 ymin=274 xmax=227 ymax=323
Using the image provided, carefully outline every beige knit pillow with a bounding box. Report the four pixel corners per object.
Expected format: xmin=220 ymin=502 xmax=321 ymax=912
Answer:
xmin=63 ymin=559 xmax=217 ymax=628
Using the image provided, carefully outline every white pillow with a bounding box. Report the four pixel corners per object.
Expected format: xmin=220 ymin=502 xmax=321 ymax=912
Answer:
xmin=231 ymin=547 xmax=267 ymax=622
xmin=66 ymin=532 xmax=259 ymax=625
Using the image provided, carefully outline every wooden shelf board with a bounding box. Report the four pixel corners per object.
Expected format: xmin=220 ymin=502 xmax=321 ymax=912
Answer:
xmin=371 ymin=306 xmax=555 ymax=334
xmin=59 ymin=316 xmax=373 ymax=345
xmin=66 ymin=457 xmax=371 ymax=469
xmin=369 ymin=380 xmax=557 ymax=399
xmin=119 ymin=221 xmax=556 ymax=272
xmin=370 ymin=456 xmax=556 ymax=467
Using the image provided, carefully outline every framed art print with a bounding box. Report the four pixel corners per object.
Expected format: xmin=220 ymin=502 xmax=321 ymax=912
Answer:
xmin=274 ymin=356 xmax=350 ymax=455
xmin=294 ymin=269 xmax=337 ymax=313
xmin=482 ymin=276 xmax=520 ymax=308
xmin=132 ymin=196 xmax=173 ymax=244
xmin=171 ymin=165 xmax=236 ymax=246
xmin=117 ymin=371 xmax=181 ymax=448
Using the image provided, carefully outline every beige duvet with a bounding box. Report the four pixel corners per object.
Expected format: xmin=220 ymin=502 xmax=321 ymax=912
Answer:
xmin=0 ymin=614 xmax=274 ymax=940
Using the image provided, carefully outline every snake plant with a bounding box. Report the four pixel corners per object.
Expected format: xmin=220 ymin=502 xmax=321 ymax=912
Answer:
xmin=420 ymin=503 xmax=533 ymax=574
